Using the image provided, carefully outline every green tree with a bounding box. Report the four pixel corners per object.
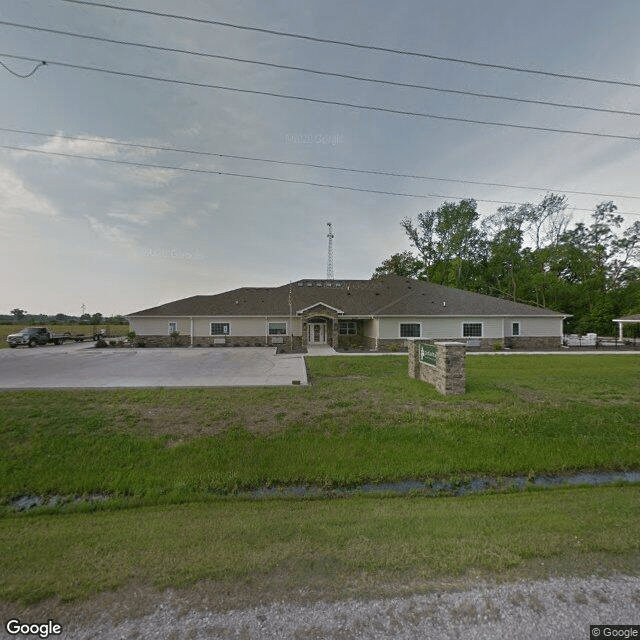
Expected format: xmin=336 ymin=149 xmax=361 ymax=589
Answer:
xmin=10 ymin=308 xmax=26 ymax=323
xmin=91 ymin=312 xmax=103 ymax=325
xmin=372 ymin=251 xmax=424 ymax=278
xmin=401 ymin=199 xmax=485 ymax=288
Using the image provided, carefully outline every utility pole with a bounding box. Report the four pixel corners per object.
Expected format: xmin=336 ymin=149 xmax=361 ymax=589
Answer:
xmin=326 ymin=222 xmax=334 ymax=280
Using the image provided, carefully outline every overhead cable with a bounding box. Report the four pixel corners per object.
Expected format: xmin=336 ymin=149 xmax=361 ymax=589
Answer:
xmin=0 ymin=58 xmax=45 ymax=78
xmin=2 ymin=126 xmax=640 ymax=201
xmin=0 ymin=21 xmax=638 ymax=117
xmin=60 ymin=0 xmax=640 ymax=89
xmin=2 ymin=143 xmax=639 ymax=216
xmin=2 ymin=52 xmax=640 ymax=142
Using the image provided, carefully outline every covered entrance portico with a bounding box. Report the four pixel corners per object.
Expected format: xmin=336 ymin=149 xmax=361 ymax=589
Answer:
xmin=297 ymin=302 xmax=344 ymax=350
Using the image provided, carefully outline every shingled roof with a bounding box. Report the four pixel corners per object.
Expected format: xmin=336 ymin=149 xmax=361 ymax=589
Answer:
xmin=128 ymin=276 xmax=565 ymax=318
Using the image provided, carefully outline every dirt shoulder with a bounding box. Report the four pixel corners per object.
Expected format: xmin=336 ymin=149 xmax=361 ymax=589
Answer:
xmin=2 ymin=574 xmax=638 ymax=639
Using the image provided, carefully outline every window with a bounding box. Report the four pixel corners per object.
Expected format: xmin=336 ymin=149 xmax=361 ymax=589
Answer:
xmin=400 ymin=323 xmax=421 ymax=338
xmin=168 ymin=322 xmax=177 ymax=334
xmin=462 ymin=323 xmax=482 ymax=337
xmin=210 ymin=323 xmax=229 ymax=336
xmin=339 ymin=320 xmax=357 ymax=335
xmin=268 ymin=322 xmax=287 ymax=335
xmin=512 ymin=322 xmax=520 ymax=336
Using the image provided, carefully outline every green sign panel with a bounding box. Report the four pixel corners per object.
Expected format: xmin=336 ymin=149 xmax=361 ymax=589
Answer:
xmin=419 ymin=343 xmax=437 ymax=367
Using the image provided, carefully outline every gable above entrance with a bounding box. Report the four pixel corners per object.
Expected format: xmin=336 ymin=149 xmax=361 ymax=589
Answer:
xmin=296 ymin=302 xmax=344 ymax=318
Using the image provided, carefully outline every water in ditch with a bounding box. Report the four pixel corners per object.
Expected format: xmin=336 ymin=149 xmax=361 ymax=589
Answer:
xmin=8 ymin=471 xmax=640 ymax=511
xmin=248 ymin=470 xmax=640 ymax=499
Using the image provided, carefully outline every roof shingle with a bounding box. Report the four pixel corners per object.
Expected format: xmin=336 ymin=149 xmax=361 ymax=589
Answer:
xmin=127 ymin=276 xmax=565 ymax=318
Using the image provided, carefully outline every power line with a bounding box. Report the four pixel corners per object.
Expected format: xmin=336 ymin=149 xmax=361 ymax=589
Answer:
xmin=61 ymin=0 xmax=640 ymax=89
xmin=0 ymin=58 xmax=46 ymax=78
xmin=2 ymin=142 xmax=639 ymax=216
xmin=2 ymin=20 xmax=639 ymax=118
xmin=3 ymin=52 xmax=640 ymax=143
xmin=3 ymin=125 xmax=640 ymax=202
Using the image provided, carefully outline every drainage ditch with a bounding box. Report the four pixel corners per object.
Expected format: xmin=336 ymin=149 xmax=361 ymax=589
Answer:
xmin=7 ymin=471 xmax=640 ymax=512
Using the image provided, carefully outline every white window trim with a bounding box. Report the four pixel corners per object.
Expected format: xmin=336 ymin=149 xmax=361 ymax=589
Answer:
xmin=461 ymin=322 xmax=483 ymax=338
xmin=210 ymin=322 xmax=230 ymax=336
xmin=399 ymin=322 xmax=421 ymax=338
xmin=338 ymin=320 xmax=358 ymax=335
xmin=512 ymin=321 xmax=520 ymax=337
xmin=268 ymin=321 xmax=287 ymax=335
xmin=168 ymin=321 xmax=177 ymax=335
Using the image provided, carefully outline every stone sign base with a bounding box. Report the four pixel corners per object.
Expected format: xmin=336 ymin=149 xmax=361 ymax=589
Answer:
xmin=408 ymin=340 xmax=466 ymax=395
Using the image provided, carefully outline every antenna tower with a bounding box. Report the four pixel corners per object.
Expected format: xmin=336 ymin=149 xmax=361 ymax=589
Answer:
xmin=326 ymin=222 xmax=334 ymax=280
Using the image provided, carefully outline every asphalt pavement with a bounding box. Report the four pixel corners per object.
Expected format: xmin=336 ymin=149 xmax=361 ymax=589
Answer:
xmin=0 ymin=343 xmax=307 ymax=388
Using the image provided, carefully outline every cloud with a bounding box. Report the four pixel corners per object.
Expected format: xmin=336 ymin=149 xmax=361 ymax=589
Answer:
xmin=121 ymin=166 xmax=177 ymax=186
xmin=85 ymin=214 xmax=138 ymax=250
xmin=106 ymin=199 xmax=171 ymax=226
xmin=38 ymin=133 xmax=122 ymax=158
xmin=29 ymin=134 xmax=177 ymax=187
xmin=0 ymin=165 xmax=58 ymax=220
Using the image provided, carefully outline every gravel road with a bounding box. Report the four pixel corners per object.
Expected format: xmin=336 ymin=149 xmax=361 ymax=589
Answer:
xmin=25 ymin=574 xmax=637 ymax=640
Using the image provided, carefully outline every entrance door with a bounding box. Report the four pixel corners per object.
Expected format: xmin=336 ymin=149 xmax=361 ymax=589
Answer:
xmin=308 ymin=322 xmax=326 ymax=344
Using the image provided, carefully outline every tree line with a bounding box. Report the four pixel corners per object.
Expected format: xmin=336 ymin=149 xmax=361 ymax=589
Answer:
xmin=2 ymin=309 xmax=127 ymax=325
xmin=373 ymin=194 xmax=640 ymax=335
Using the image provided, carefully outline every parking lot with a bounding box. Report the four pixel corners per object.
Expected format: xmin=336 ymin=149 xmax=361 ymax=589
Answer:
xmin=0 ymin=343 xmax=308 ymax=388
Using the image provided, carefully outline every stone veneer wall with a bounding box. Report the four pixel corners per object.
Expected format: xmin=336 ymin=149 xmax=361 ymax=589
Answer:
xmin=408 ymin=340 xmax=466 ymax=396
xmin=504 ymin=336 xmax=562 ymax=350
xmin=135 ymin=335 xmax=276 ymax=348
xmin=134 ymin=335 xmax=191 ymax=347
xmin=376 ymin=338 xmax=409 ymax=352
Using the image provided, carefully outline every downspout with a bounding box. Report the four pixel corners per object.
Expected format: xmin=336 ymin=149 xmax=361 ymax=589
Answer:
xmin=265 ymin=316 xmax=268 ymax=346
xmin=190 ymin=317 xmax=193 ymax=347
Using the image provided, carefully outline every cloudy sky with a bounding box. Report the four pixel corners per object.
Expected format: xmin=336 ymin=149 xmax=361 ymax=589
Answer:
xmin=2 ymin=0 xmax=640 ymax=316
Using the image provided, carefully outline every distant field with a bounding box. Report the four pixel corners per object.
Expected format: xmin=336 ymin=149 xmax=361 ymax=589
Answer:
xmin=0 ymin=354 xmax=638 ymax=502
xmin=0 ymin=324 xmax=130 ymax=347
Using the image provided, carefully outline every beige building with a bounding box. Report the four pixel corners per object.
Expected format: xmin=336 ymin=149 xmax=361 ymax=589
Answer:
xmin=126 ymin=275 xmax=567 ymax=351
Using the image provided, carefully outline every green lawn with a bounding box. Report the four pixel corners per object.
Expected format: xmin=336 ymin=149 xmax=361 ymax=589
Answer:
xmin=1 ymin=354 xmax=638 ymax=606
xmin=1 ymin=486 xmax=638 ymax=604
xmin=0 ymin=354 xmax=638 ymax=502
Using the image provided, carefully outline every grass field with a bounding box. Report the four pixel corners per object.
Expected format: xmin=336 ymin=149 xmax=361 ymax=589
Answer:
xmin=0 ymin=354 xmax=638 ymax=502
xmin=0 ymin=353 xmax=638 ymax=606
xmin=0 ymin=323 xmax=130 ymax=348
xmin=1 ymin=486 xmax=639 ymax=606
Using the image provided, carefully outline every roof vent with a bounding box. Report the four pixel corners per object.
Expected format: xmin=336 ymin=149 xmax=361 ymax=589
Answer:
xmin=443 ymin=301 xmax=447 ymax=307
xmin=297 ymin=282 xmax=303 ymax=287
xmin=307 ymin=283 xmax=313 ymax=287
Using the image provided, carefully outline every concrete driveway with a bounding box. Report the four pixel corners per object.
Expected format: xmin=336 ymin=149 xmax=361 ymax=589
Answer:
xmin=0 ymin=343 xmax=307 ymax=388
